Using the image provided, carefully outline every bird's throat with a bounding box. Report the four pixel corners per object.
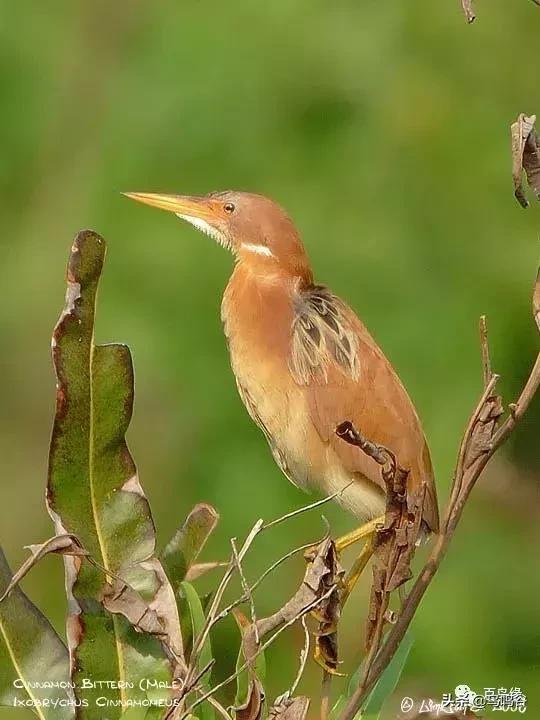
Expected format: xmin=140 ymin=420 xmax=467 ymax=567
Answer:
xmin=221 ymin=262 xmax=297 ymax=366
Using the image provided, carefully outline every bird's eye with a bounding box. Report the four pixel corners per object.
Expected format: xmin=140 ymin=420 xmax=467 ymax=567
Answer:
xmin=224 ymin=202 xmax=235 ymax=214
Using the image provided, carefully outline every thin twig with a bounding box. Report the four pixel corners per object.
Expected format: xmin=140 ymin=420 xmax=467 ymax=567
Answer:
xmin=447 ymin=373 xmax=500 ymax=521
xmin=262 ymin=484 xmax=353 ymax=531
xmin=189 ymin=659 xmax=215 ymax=690
xmin=231 ymin=537 xmax=259 ymax=645
xmin=320 ymin=672 xmax=332 ymax=720
xmin=479 ymin=315 xmax=492 ymax=386
xmin=290 ymin=617 xmax=310 ymax=697
xmin=181 ymin=586 xmax=337 ymax=720
xmin=206 ymin=530 xmax=329 ymax=632
xmin=199 ymin=689 xmax=233 ymax=720
xmin=187 ymin=520 xmax=263 ymax=684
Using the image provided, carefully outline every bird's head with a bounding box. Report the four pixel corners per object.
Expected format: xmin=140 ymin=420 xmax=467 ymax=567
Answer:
xmin=124 ymin=190 xmax=312 ymax=282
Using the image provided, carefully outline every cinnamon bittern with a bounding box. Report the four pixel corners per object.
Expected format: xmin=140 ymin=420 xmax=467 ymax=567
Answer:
xmin=125 ymin=190 xmax=439 ymax=665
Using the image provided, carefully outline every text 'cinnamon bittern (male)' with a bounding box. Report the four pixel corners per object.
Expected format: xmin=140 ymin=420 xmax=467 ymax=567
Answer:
xmin=125 ymin=190 xmax=439 ymax=615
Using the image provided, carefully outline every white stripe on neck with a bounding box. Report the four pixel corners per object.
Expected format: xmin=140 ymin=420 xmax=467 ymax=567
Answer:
xmin=241 ymin=243 xmax=274 ymax=257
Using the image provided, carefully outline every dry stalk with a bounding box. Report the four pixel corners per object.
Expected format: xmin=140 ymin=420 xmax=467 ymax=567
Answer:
xmin=338 ymin=270 xmax=539 ymax=720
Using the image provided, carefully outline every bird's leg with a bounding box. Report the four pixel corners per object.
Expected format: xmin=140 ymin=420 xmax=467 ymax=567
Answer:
xmin=312 ymin=541 xmax=374 ymax=675
xmin=334 ymin=515 xmax=385 ymax=553
xmin=311 ymin=524 xmax=380 ymax=675
xmin=340 ymin=534 xmax=374 ymax=605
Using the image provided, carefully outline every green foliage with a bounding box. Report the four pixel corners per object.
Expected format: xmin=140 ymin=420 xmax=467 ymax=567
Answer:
xmin=233 ymin=612 xmax=266 ymax=709
xmin=46 ymin=231 xmax=174 ymax=717
xmin=1 ymin=4 xmax=540 ymax=714
xmin=362 ymin=633 xmax=414 ymax=719
xmin=0 ymin=549 xmax=72 ymax=719
xmin=331 ymin=634 xmax=413 ymax=720
xmin=179 ymin=581 xmax=214 ymax=720
xmin=162 ymin=504 xmax=220 ymax=592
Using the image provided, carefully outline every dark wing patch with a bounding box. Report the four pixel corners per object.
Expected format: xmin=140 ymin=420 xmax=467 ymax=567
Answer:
xmin=289 ymin=285 xmax=359 ymax=385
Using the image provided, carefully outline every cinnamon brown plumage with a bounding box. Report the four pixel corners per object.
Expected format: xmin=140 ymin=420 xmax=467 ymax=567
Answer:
xmin=125 ymin=190 xmax=439 ymax=534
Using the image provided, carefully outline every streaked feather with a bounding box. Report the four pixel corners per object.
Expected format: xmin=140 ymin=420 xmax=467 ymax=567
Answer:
xmin=289 ymin=286 xmax=359 ymax=384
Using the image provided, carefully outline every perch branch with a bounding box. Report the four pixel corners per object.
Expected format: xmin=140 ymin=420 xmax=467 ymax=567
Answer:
xmin=338 ymin=270 xmax=539 ymax=720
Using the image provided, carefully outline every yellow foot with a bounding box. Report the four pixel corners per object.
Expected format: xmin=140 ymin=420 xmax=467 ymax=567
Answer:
xmin=305 ymin=517 xmax=382 ymax=674
xmin=335 ymin=515 xmax=385 ymax=553
xmin=340 ymin=536 xmax=374 ymax=606
xmin=314 ymin=634 xmax=345 ymax=676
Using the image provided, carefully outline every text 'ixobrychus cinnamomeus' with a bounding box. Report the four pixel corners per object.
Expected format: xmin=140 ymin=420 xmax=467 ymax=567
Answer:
xmin=125 ymin=190 xmax=439 ymax=667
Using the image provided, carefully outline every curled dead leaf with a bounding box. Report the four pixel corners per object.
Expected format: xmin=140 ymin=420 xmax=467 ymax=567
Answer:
xmin=101 ymin=578 xmax=166 ymax=637
xmin=461 ymin=0 xmax=476 ymax=23
xmin=511 ymin=113 xmax=540 ymax=208
xmin=233 ymin=674 xmax=265 ymax=720
xmin=0 ymin=534 xmax=88 ymax=603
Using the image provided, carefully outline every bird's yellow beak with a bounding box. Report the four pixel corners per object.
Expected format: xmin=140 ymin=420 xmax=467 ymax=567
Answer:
xmin=123 ymin=192 xmax=221 ymax=221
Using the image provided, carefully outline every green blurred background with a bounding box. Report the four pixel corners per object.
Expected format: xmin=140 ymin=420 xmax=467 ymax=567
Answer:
xmin=1 ymin=1 xmax=539 ymax=717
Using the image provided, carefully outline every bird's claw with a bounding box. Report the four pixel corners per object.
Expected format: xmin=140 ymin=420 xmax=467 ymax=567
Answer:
xmin=313 ymin=637 xmax=345 ymax=676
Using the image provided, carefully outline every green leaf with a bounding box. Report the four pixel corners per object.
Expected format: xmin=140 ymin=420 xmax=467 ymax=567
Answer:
xmin=162 ymin=504 xmax=219 ymax=590
xmin=47 ymin=231 xmax=181 ymax=718
xmin=180 ymin=581 xmax=214 ymax=720
xmin=120 ymin=708 xmax=150 ymax=720
xmin=0 ymin=547 xmax=73 ymax=719
xmin=361 ymin=633 xmax=414 ymax=720
xmin=330 ymin=634 xmax=414 ymax=720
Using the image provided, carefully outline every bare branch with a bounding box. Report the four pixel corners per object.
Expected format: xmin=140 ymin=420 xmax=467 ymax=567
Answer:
xmin=335 ymin=422 xmax=391 ymax=466
xmin=479 ymin=315 xmax=492 ymax=386
xmin=202 ymin=691 xmax=234 ymax=720
xmin=182 ymin=539 xmax=341 ymax=720
xmin=182 ymin=585 xmax=337 ymax=720
xmin=338 ymin=267 xmax=539 ymax=720
xmin=187 ymin=519 xmax=264 ymax=685
xmin=320 ymin=672 xmax=332 ymax=720
xmin=231 ymin=538 xmax=259 ymax=645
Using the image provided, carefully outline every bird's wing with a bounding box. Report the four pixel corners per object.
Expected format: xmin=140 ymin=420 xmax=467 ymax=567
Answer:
xmin=290 ymin=285 xmax=439 ymax=532
xmin=289 ymin=285 xmax=360 ymax=385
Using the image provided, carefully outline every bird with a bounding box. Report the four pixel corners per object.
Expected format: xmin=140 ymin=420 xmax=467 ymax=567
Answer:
xmin=124 ymin=190 xmax=439 ymax=663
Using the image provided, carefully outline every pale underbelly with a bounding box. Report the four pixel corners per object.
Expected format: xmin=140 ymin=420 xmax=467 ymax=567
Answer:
xmin=234 ymin=366 xmax=385 ymax=521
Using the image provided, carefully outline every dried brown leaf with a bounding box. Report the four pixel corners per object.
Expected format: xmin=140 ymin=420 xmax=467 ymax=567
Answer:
xmin=511 ymin=113 xmax=540 ymax=207
xmin=0 ymin=534 xmax=87 ymax=603
xmin=185 ymin=561 xmax=228 ymax=582
xmin=461 ymin=0 xmax=476 ymax=23
xmin=268 ymin=696 xmax=309 ymax=720
xmin=234 ymin=675 xmax=265 ymax=720
xmin=302 ymin=539 xmax=343 ymax=672
xmin=142 ymin=558 xmax=185 ymax=665
xmin=232 ymin=608 xmax=265 ymax=720
xmin=102 ymin=578 xmax=166 ymax=637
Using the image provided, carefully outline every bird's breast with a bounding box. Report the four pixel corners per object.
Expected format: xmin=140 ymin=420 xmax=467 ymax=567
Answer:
xmin=221 ymin=267 xmax=322 ymax=488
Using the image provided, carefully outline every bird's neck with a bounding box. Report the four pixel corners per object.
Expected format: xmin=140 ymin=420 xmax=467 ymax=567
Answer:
xmin=221 ymin=260 xmax=310 ymax=359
